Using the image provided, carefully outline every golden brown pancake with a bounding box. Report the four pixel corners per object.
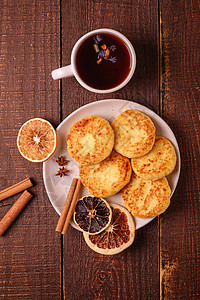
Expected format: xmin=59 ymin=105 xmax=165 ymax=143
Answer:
xmin=122 ymin=173 xmax=171 ymax=218
xmin=131 ymin=136 xmax=177 ymax=180
xmin=79 ymin=151 xmax=132 ymax=198
xmin=111 ymin=110 xmax=155 ymax=158
xmin=67 ymin=116 xmax=114 ymax=165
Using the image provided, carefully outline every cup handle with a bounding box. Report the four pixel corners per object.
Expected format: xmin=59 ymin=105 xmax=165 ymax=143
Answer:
xmin=52 ymin=65 xmax=74 ymax=80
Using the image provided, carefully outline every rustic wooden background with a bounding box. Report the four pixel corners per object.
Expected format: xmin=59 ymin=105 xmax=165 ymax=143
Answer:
xmin=0 ymin=0 xmax=199 ymax=299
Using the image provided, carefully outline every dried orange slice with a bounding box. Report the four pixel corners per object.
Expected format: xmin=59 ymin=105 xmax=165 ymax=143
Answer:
xmin=73 ymin=196 xmax=112 ymax=235
xmin=17 ymin=118 xmax=57 ymax=162
xmin=83 ymin=203 xmax=135 ymax=255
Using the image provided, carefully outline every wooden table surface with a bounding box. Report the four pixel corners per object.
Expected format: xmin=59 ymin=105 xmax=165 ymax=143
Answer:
xmin=0 ymin=0 xmax=199 ymax=299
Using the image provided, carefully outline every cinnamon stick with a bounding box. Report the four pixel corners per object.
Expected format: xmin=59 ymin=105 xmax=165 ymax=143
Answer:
xmin=62 ymin=179 xmax=82 ymax=235
xmin=0 ymin=190 xmax=33 ymax=236
xmin=56 ymin=178 xmax=78 ymax=233
xmin=0 ymin=178 xmax=33 ymax=201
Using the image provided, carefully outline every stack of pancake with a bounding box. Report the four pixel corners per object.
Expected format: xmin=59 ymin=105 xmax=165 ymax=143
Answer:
xmin=67 ymin=110 xmax=177 ymax=218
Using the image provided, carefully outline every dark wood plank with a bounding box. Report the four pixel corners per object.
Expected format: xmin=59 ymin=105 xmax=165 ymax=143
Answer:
xmin=61 ymin=0 xmax=160 ymax=299
xmin=0 ymin=1 xmax=61 ymax=298
xmin=160 ymin=0 xmax=200 ymax=298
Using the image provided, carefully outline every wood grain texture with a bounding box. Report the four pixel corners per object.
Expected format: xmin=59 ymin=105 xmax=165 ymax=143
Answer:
xmin=160 ymin=0 xmax=200 ymax=299
xmin=1 ymin=0 xmax=199 ymax=299
xmin=0 ymin=0 xmax=61 ymax=299
xmin=61 ymin=0 xmax=160 ymax=299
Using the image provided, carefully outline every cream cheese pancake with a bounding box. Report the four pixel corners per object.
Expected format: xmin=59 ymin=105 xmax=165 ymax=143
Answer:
xmin=122 ymin=173 xmax=171 ymax=218
xmin=67 ymin=116 xmax=114 ymax=165
xmin=79 ymin=151 xmax=132 ymax=198
xmin=131 ymin=136 xmax=177 ymax=180
xmin=111 ymin=110 xmax=155 ymax=158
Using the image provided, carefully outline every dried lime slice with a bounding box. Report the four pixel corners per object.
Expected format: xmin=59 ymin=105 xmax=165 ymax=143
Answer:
xmin=73 ymin=196 xmax=112 ymax=235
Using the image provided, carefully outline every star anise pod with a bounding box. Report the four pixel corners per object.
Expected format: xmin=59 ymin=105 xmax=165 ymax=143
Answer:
xmin=56 ymin=156 xmax=69 ymax=166
xmin=56 ymin=167 xmax=69 ymax=177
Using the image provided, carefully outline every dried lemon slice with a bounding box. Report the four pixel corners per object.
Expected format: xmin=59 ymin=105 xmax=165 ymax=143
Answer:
xmin=83 ymin=203 xmax=135 ymax=255
xmin=73 ymin=196 xmax=112 ymax=235
xmin=17 ymin=118 xmax=57 ymax=162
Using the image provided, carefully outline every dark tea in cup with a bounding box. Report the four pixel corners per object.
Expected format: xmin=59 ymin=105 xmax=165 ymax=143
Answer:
xmin=52 ymin=28 xmax=136 ymax=93
xmin=75 ymin=33 xmax=132 ymax=90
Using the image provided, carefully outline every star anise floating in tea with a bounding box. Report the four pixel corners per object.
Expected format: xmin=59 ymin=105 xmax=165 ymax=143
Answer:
xmin=55 ymin=156 xmax=69 ymax=177
xmin=56 ymin=167 xmax=69 ymax=177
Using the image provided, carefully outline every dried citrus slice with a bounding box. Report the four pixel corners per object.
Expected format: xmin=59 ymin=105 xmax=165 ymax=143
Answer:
xmin=83 ymin=203 xmax=135 ymax=255
xmin=17 ymin=118 xmax=57 ymax=162
xmin=73 ymin=196 xmax=112 ymax=235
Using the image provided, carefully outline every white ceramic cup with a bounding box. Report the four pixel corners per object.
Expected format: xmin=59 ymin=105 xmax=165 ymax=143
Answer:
xmin=52 ymin=28 xmax=136 ymax=93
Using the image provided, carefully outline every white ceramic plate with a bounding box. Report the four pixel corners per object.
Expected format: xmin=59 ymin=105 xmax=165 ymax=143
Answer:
xmin=43 ymin=99 xmax=181 ymax=230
